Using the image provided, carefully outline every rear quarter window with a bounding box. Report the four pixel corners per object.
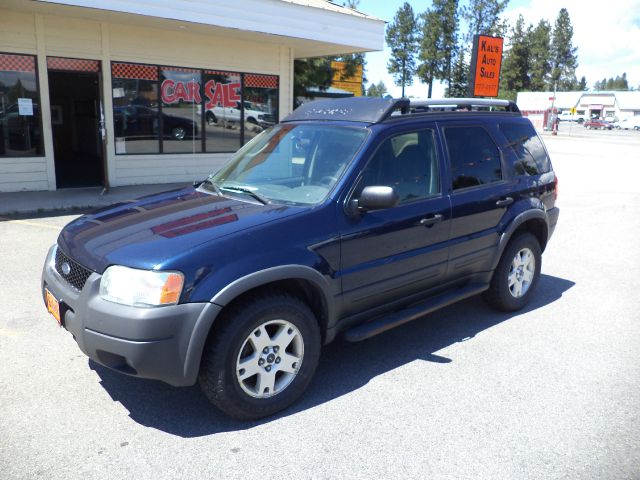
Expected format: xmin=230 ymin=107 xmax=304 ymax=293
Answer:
xmin=499 ymin=122 xmax=551 ymax=175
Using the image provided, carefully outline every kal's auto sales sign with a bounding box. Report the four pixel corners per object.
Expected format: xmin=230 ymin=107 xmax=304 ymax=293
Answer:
xmin=161 ymin=78 xmax=241 ymax=108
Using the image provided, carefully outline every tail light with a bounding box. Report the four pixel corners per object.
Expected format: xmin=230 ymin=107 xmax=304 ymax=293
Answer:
xmin=553 ymin=175 xmax=559 ymax=201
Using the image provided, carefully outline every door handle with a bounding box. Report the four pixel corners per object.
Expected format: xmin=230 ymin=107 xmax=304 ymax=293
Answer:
xmin=496 ymin=197 xmax=514 ymax=207
xmin=419 ymin=214 xmax=443 ymax=226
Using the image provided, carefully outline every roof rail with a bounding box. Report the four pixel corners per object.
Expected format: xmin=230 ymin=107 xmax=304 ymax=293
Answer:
xmin=282 ymin=97 xmax=410 ymax=124
xmin=408 ymin=98 xmax=520 ymax=114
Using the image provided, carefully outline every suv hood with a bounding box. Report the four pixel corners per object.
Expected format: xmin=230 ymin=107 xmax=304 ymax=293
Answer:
xmin=57 ymin=186 xmax=304 ymax=273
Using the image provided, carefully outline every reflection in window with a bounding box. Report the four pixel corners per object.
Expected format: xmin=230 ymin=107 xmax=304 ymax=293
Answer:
xmin=361 ymin=130 xmax=439 ymax=203
xmin=500 ymin=122 xmax=550 ymax=175
xmin=160 ymin=67 xmax=202 ymax=154
xmin=0 ymin=53 xmax=43 ymax=157
xmin=243 ymin=74 xmax=278 ymax=142
xmin=445 ymin=127 xmax=502 ymax=190
xmin=203 ymin=70 xmax=242 ymax=153
xmin=112 ymin=63 xmax=160 ymax=154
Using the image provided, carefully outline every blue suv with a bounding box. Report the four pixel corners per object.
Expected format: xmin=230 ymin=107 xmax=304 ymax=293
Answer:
xmin=42 ymin=97 xmax=559 ymax=420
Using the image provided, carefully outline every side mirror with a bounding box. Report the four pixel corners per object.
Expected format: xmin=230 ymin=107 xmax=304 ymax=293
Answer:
xmin=357 ymin=186 xmax=399 ymax=211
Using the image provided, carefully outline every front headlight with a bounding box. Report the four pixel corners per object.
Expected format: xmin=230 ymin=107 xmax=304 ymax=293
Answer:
xmin=99 ymin=265 xmax=184 ymax=308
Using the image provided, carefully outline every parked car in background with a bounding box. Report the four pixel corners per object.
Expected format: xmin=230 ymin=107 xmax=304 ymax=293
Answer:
xmin=584 ymin=118 xmax=613 ymax=130
xmin=613 ymin=117 xmax=640 ymax=130
xmin=113 ymin=105 xmax=198 ymax=140
xmin=558 ymin=111 xmax=587 ymax=123
xmin=206 ymin=101 xmax=275 ymax=128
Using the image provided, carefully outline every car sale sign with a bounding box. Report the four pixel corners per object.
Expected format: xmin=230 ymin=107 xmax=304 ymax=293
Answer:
xmin=469 ymin=35 xmax=504 ymax=97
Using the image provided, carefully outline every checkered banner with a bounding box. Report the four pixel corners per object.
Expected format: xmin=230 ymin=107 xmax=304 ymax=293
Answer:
xmin=0 ymin=54 xmax=36 ymax=73
xmin=47 ymin=57 xmax=100 ymax=73
xmin=245 ymin=74 xmax=278 ymax=89
xmin=112 ymin=62 xmax=158 ymax=81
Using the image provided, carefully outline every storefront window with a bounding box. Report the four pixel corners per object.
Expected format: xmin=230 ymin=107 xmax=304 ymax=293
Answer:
xmin=0 ymin=53 xmax=43 ymax=157
xmin=111 ymin=62 xmax=278 ymax=155
xmin=203 ymin=70 xmax=242 ymax=153
xmin=160 ymin=67 xmax=202 ymax=154
xmin=243 ymin=74 xmax=278 ymax=142
xmin=112 ymin=62 xmax=160 ymax=154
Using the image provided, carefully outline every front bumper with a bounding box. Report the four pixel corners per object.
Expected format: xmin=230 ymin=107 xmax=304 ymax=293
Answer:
xmin=41 ymin=245 xmax=221 ymax=386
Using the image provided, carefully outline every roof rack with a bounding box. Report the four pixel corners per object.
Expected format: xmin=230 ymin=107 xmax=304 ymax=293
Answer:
xmin=408 ymin=98 xmax=520 ymax=114
xmin=281 ymin=97 xmax=519 ymax=124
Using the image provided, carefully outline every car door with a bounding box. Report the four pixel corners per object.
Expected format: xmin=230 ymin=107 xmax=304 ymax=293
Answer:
xmin=339 ymin=125 xmax=452 ymax=317
xmin=441 ymin=122 xmax=514 ymax=280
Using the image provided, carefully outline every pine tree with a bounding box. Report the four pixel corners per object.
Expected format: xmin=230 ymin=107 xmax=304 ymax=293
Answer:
xmin=578 ymin=76 xmax=587 ymax=91
xmin=461 ymin=0 xmax=509 ymax=43
xmin=366 ymin=81 xmax=388 ymax=97
xmin=447 ymin=49 xmax=469 ymax=97
xmin=386 ymin=2 xmax=419 ymax=97
xmin=527 ymin=20 xmax=552 ymax=91
xmin=549 ymin=8 xmax=578 ymax=91
xmin=499 ymin=15 xmax=531 ymax=100
xmin=418 ymin=0 xmax=460 ymax=98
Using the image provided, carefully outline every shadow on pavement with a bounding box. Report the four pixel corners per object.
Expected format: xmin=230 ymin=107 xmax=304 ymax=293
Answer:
xmin=90 ymin=273 xmax=575 ymax=437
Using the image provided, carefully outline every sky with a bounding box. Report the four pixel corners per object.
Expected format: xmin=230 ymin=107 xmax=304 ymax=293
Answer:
xmin=355 ymin=0 xmax=640 ymax=98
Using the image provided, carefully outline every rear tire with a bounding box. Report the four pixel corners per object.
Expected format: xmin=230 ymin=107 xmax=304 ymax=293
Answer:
xmin=483 ymin=232 xmax=541 ymax=312
xmin=199 ymin=293 xmax=321 ymax=420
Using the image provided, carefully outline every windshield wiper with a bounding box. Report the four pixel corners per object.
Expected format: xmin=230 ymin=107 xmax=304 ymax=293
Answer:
xmin=195 ymin=177 xmax=223 ymax=196
xmin=220 ymin=186 xmax=270 ymax=205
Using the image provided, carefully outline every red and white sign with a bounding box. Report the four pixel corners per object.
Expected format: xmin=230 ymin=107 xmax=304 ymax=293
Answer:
xmin=161 ymin=79 xmax=241 ymax=108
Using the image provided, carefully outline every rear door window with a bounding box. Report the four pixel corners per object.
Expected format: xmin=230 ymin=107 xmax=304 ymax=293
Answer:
xmin=500 ymin=122 xmax=551 ymax=175
xmin=444 ymin=126 xmax=502 ymax=190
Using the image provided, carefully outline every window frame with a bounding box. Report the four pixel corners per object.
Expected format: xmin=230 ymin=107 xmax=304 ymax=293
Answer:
xmin=0 ymin=52 xmax=44 ymax=158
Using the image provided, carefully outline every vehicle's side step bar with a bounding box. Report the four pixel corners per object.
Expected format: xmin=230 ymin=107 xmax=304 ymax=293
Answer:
xmin=343 ymin=283 xmax=488 ymax=342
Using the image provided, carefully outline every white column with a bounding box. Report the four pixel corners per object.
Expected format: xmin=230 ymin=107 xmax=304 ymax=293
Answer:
xmin=35 ymin=14 xmax=56 ymax=191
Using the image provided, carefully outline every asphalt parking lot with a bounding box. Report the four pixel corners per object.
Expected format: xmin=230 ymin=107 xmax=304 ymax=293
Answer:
xmin=1 ymin=127 xmax=639 ymax=480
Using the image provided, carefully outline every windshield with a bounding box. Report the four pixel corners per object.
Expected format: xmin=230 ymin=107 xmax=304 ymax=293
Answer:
xmin=209 ymin=123 xmax=368 ymax=205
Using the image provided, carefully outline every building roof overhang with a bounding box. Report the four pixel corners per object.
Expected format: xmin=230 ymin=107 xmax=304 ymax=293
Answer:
xmin=14 ymin=0 xmax=385 ymax=58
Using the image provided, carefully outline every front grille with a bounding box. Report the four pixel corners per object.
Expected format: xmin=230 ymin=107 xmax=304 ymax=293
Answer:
xmin=55 ymin=247 xmax=93 ymax=291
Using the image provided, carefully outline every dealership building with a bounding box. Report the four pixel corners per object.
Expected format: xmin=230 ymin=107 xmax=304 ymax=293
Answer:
xmin=517 ymin=90 xmax=640 ymax=130
xmin=0 ymin=0 xmax=383 ymax=192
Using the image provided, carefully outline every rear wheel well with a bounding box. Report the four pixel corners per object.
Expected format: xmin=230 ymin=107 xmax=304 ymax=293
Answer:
xmin=512 ymin=218 xmax=548 ymax=251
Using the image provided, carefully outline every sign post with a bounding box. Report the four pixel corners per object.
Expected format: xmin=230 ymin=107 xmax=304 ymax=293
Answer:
xmin=469 ymin=35 xmax=504 ymax=98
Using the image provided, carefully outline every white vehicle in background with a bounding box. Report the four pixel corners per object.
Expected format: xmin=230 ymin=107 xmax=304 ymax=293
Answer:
xmin=612 ymin=117 xmax=640 ymax=130
xmin=205 ymin=101 xmax=275 ymax=128
xmin=558 ymin=111 xmax=588 ymax=123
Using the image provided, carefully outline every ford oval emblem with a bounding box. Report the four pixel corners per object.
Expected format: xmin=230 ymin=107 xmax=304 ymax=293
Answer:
xmin=61 ymin=262 xmax=71 ymax=276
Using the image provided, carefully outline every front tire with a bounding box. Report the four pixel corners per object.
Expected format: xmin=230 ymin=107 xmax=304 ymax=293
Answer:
xmin=199 ymin=293 xmax=321 ymax=420
xmin=483 ymin=232 xmax=542 ymax=312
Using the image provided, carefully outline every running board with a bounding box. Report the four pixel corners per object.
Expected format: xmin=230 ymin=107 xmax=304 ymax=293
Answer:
xmin=343 ymin=283 xmax=488 ymax=342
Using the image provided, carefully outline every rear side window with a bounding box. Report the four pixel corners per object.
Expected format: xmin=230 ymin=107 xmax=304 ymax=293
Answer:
xmin=500 ymin=122 xmax=551 ymax=175
xmin=444 ymin=126 xmax=502 ymax=190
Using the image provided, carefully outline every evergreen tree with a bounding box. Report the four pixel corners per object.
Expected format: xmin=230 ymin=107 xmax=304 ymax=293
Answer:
xmin=527 ymin=20 xmax=552 ymax=91
xmin=461 ymin=0 xmax=509 ymax=44
xmin=293 ymin=58 xmax=333 ymax=100
xmin=578 ymin=76 xmax=587 ymax=91
xmin=499 ymin=15 xmax=531 ymax=100
xmin=418 ymin=0 xmax=460 ymax=98
xmin=386 ymin=2 xmax=419 ymax=97
xmin=366 ymin=81 xmax=388 ymax=97
xmin=446 ymin=49 xmax=469 ymax=97
xmin=549 ymin=8 xmax=578 ymax=91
